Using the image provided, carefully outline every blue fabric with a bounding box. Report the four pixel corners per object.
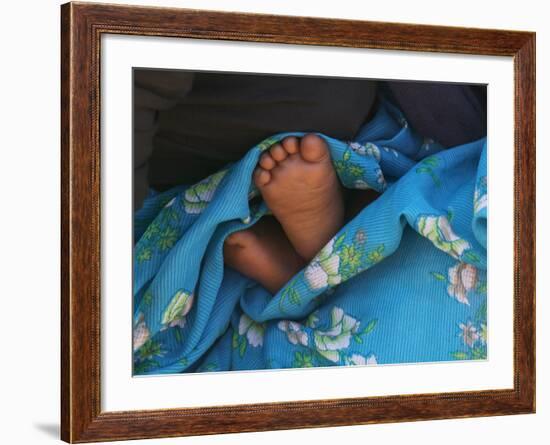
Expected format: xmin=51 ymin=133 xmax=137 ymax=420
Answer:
xmin=132 ymin=98 xmax=488 ymax=375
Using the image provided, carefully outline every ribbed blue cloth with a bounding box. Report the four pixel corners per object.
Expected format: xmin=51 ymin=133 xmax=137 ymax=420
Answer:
xmin=133 ymin=99 xmax=487 ymax=374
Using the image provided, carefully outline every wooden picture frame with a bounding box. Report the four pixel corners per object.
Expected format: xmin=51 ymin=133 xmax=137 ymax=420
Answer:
xmin=61 ymin=1 xmax=536 ymax=442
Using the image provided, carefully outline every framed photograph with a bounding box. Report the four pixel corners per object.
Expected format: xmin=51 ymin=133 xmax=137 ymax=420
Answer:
xmin=61 ymin=1 xmax=535 ymax=442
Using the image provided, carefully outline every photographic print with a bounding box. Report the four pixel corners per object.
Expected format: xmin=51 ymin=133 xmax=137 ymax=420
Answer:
xmin=132 ymin=71 xmax=489 ymax=375
xmin=61 ymin=2 xmax=534 ymax=442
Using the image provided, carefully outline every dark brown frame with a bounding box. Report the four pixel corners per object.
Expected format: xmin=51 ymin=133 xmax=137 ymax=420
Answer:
xmin=61 ymin=1 xmax=536 ymax=442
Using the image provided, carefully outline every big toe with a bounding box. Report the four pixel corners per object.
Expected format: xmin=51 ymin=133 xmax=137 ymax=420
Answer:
xmin=300 ymin=134 xmax=330 ymax=163
xmin=224 ymin=231 xmax=242 ymax=247
xmin=225 ymin=229 xmax=256 ymax=247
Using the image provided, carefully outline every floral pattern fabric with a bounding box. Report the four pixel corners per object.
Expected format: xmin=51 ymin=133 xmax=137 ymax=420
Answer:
xmin=132 ymin=98 xmax=487 ymax=374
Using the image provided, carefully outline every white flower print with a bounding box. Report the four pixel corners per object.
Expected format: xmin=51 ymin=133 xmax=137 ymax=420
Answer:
xmin=479 ymin=323 xmax=487 ymax=345
xmin=382 ymin=146 xmax=399 ymax=157
xmin=375 ymin=167 xmax=386 ymax=188
xmin=238 ymin=314 xmax=265 ymax=347
xmin=349 ymin=141 xmax=364 ymax=154
xmin=459 ymin=321 xmax=480 ymax=347
xmin=133 ymin=313 xmax=150 ymax=351
xmin=447 ymin=262 xmax=478 ymax=305
xmin=313 ymin=307 xmax=360 ymax=363
xmin=365 ymin=143 xmax=381 ymax=161
xmin=354 ymin=229 xmax=367 ymax=246
xmin=278 ymin=320 xmax=308 ymax=346
xmin=183 ymin=170 xmax=227 ymax=214
xmin=474 ymin=193 xmax=487 ymax=213
xmin=474 ymin=189 xmax=487 ymax=214
xmin=161 ymin=290 xmax=194 ymax=329
xmin=354 ymin=179 xmax=370 ymax=190
xmin=417 ymin=215 xmax=471 ymax=259
xmin=344 ymin=353 xmax=377 ymax=366
xmin=473 ymin=176 xmax=487 ymax=214
xmin=304 ymin=238 xmax=342 ymax=290
xmin=349 ymin=142 xmax=381 ymax=161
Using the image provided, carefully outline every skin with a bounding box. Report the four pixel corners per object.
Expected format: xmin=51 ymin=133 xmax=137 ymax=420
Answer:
xmin=223 ymin=134 xmax=380 ymax=294
xmin=253 ymin=134 xmax=345 ymax=261
xmin=223 ymin=216 xmax=305 ymax=294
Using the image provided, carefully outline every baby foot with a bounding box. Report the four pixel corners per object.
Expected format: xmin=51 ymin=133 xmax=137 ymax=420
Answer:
xmin=254 ymin=135 xmax=344 ymax=260
xmin=223 ymin=216 xmax=305 ymax=294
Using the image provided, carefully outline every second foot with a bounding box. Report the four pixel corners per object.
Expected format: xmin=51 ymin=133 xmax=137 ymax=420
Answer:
xmin=223 ymin=216 xmax=305 ymax=294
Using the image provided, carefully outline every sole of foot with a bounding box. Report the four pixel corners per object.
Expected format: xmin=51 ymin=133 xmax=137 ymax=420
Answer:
xmin=253 ymin=134 xmax=344 ymax=261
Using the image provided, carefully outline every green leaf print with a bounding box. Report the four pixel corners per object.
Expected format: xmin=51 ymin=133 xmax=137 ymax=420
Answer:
xmin=348 ymin=164 xmax=364 ymax=177
xmin=362 ymin=319 xmax=378 ymax=335
xmin=136 ymin=247 xmax=152 ymax=263
xmin=430 ymin=272 xmax=447 ymax=281
xmin=340 ymin=245 xmax=362 ymax=275
xmin=451 ymin=351 xmax=469 ymax=360
xmin=257 ymin=137 xmax=279 ymax=152
xmin=199 ymin=363 xmax=218 ymax=372
xmin=475 ymin=301 xmax=487 ymax=323
xmin=446 ymin=208 xmax=455 ymax=222
xmin=335 ymin=151 xmax=365 ymax=185
xmin=471 ymin=347 xmax=487 ymax=360
xmin=416 ymin=166 xmax=431 ymax=174
xmin=416 ymin=157 xmax=441 ymax=187
xmin=174 ymin=328 xmax=183 ymax=343
xmin=142 ymin=221 xmax=161 ymax=241
xmin=289 ymin=288 xmax=301 ymax=305
xmin=142 ymin=289 xmax=153 ymax=306
xmin=157 ymin=227 xmax=178 ymax=250
xmin=367 ymin=245 xmax=385 ymax=264
xmin=333 ymin=232 xmax=346 ymax=251
xmin=421 ymin=156 xmax=439 ymax=167
xmin=476 ymin=282 xmax=487 ymax=294
xmin=293 ymin=351 xmax=314 ymax=368
xmin=159 ymin=208 xmax=180 ymax=225
xmin=134 ymin=359 xmax=160 ymax=374
xmin=464 ymin=251 xmax=481 ymax=263
xmin=279 ymin=278 xmax=301 ymax=312
xmin=239 ymin=336 xmax=247 ymax=357
xmin=137 ymin=339 xmax=164 ymax=361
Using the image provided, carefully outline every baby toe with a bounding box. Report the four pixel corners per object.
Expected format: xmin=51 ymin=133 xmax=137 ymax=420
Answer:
xmin=269 ymin=143 xmax=288 ymax=162
xmin=281 ymin=136 xmax=299 ymax=155
xmin=259 ymin=152 xmax=277 ymax=170
xmin=254 ymin=167 xmax=272 ymax=187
